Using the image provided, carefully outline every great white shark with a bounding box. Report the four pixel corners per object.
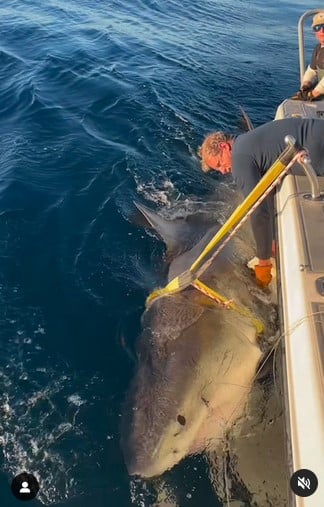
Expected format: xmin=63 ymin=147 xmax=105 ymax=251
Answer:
xmin=121 ymin=202 xmax=286 ymax=505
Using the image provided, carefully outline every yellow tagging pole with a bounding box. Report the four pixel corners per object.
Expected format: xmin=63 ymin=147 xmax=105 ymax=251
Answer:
xmin=147 ymin=136 xmax=304 ymax=304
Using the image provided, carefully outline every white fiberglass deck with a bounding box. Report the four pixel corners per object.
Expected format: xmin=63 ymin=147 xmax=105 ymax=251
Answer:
xmin=275 ymin=98 xmax=324 ymax=507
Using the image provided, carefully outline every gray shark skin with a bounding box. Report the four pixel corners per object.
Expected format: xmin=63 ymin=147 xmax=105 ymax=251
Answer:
xmin=121 ymin=203 xmax=282 ymax=500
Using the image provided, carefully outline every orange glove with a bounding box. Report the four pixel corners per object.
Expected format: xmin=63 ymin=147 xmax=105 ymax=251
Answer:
xmin=254 ymin=264 xmax=272 ymax=288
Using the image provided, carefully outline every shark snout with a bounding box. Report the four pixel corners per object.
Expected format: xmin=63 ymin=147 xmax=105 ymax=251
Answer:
xmin=124 ymin=450 xmax=166 ymax=478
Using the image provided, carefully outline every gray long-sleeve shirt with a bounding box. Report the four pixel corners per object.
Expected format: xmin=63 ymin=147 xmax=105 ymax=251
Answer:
xmin=231 ymin=118 xmax=324 ymax=259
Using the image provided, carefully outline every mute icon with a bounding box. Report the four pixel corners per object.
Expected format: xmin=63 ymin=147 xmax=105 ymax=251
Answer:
xmin=290 ymin=469 xmax=318 ymax=497
xmin=297 ymin=476 xmax=311 ymax=490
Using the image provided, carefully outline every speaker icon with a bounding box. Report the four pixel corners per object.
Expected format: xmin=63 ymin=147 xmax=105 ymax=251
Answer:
xmin=290 ymin=469 xmax=318 ymax=497
xmin=297 ymin=476 xmax=311 ymax=490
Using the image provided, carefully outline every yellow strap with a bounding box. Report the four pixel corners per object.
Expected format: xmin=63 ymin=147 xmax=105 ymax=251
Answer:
xmin=146 ymin=286 xmax=171 ymax=305
xmin=192 ymin=279 xmax=265 ymax=335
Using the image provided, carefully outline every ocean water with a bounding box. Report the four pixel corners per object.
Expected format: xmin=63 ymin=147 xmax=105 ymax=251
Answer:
xmin=0 ymin=1 xmax=315 ymax=506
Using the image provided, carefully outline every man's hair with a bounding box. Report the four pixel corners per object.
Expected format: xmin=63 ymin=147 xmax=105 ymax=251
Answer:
xmin=199 ymin=131 xmax=232 ymax=158
xmin=198 ymin=131 xmax=232 ymax=172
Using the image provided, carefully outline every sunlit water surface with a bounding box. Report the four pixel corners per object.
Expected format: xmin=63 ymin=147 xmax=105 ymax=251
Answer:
xmin=0 ymin=1 xmax=313 ymax=505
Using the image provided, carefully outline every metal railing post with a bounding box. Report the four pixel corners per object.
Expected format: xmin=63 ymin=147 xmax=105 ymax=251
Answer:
xmin=285 ymin=135 xmax=321 ymax=200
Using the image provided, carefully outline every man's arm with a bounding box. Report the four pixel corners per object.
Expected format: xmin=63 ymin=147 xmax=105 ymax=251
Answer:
xmin=302 ymin=65 xmax=317 ymax=88
xmin=301 ymin=46 xmax=319 ymax=90
xmin=313 ymin=75 xmax=324 ymax=96
xmin=231 ymin=153 xmax=273 ymax=262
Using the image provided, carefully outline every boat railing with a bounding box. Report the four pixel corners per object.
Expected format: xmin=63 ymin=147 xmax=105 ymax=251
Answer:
xmin=285 ymin=135 xmax=322 ymax=200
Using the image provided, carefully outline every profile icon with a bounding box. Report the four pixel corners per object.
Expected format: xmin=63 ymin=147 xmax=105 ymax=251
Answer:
xmin=11 ymin=472 xmax=40 ymax=501
xmin=20 ymin=481 xmax=31 ymax=494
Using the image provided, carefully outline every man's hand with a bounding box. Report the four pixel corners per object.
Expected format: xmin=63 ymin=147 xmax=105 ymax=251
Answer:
xmin=301 ymin=82 xmax=313 ymax=91
xmin=291 ymin=89 xmax=322 ymax=101
xmin=306 ymin=90 xmax=322 ymax=101
xmin=254 ymin=264 xmax=272 ymax=288
xmin=291 ymin=89 xmax=308 ymax=101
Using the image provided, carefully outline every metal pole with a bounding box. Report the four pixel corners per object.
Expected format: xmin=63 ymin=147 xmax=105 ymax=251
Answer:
xmin=285 ymin=135 xmax=321 ymax=200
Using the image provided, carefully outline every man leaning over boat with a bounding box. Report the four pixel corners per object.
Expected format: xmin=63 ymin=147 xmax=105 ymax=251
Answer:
xmin=199 ymin=118 xmax=324 ymax=288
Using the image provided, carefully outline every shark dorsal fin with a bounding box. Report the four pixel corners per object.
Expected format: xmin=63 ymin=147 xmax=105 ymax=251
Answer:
xmin=133 ymin=202 xmax=214 ymax=257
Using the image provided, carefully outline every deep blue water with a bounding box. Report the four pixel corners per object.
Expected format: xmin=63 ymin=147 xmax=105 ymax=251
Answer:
xmin=0 ymin=1 xmax=315 ymax=506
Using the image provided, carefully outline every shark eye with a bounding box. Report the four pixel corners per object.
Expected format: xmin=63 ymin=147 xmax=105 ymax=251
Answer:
xmin=177 ymin=414 xmax=186 ymax=426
